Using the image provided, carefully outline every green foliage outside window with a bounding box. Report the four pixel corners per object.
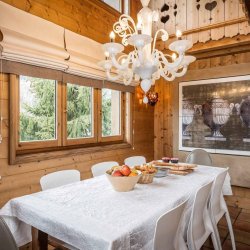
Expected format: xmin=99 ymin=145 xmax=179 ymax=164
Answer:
xmin=67 ymin=84 xmax=92 ymax=139
xmin=20 ymin=76 xmax=56 ymax=142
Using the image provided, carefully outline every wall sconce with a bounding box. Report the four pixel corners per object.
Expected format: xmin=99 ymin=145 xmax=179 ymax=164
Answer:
xmin=147 ymin=91 xmax=158 ymax=106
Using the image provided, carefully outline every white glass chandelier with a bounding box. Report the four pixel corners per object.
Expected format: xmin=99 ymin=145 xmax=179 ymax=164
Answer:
xmin=98 ymin=0 xmax=196 ymax=103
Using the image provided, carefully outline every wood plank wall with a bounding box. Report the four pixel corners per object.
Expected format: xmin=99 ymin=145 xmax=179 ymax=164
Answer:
xmin=154 ymin=39 xmax=250 ymax=211
xmin=0 ymin=76 xmax=154 ymax=207
xmin=0 ymin=0 xmax=142 ymax=44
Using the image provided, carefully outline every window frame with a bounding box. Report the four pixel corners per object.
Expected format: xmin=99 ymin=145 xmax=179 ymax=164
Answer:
xmin=99 ymin=0 xmax=130 ymax=14
xmin=11 ymin=75 xmax=62 ymax=151
xmin=62 ymin=83 xmax=98 ymax=146
xmin=9 ymin=74 xmax=132 ymax=164
xmin=97 ymin=89 xmax=125 ymax=143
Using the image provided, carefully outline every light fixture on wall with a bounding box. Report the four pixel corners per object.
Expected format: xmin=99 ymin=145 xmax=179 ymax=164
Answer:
xmin=98 ymin=0 xmax=196 ymax=104
xmin=147 ymin=91 xmax=158 ymax=106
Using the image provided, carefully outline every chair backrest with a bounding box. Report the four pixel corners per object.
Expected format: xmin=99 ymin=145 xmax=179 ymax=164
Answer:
xmin=187 ymin=181 xmax=213 ymax=250
xmin=91 ymin=161 xmax=119 ymax=177
xmin=124 ymin=156 xmax=146 ymax=167
xmin=210 ymin=168 xmax=228 ymax=222
xmin=40 ymin=170 xmax=81 ymax=190
xmin=153 ymin=199 xmax=188 ymax=250
xmin=0 ymin=216 xmax=18 ymax=250
xmin=186 ymin=149 xmax=212 ymax=166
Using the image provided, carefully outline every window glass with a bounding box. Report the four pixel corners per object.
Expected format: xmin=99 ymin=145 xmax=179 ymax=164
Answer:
xmin=67 ymin=83 xmax=93 ymax=139
xmin=102 ymin=89 xmax=121 ymax=137
xmin=103 ymin=0 xmax=121 ymax=12
xmin=19 ymin=76 xmax=56 ymax=142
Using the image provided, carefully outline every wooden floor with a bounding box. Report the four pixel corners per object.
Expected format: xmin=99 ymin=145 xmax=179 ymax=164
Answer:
xmin=202 ymin=206 xmax=250 ymax=250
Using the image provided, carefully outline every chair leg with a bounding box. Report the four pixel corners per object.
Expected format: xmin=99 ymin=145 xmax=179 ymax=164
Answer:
xmin=225 ymin=210 xmax=236 ymax=250
xmin=211 ymin=231 xmax=222 ymax=250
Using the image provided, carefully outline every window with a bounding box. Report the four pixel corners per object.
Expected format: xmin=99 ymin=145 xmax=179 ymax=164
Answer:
xmin=102 ymin=0 xmax=130 ymax=14
xmin=101 ymin=89 xmax=121 ymax=137
xmin=19 ymin=76 xmax=57 ymax=142
xmin=10 ymin=74 xmax=131 ymax=163
xmin=66 ymin=84 xmax=96 ymax=145
xmin=103 ymin=0 xmax=121 ymax=12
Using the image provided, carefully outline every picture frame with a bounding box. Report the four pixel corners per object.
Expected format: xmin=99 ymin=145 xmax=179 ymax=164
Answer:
xmin=179 ymin=75 xmax=250 ymax=156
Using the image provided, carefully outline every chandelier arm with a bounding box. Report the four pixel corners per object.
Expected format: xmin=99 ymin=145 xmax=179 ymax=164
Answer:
xmin=123 ymin=70 xmax=134 ymax=86
xmin=106 ymin=69 xmax=121 ymax=81
xmin=173 ymin=66 xmax=188 ymax=77
xmin=110 ymin=51 xmax=137 ymax=71
xmin=157 ymin=50 xmax=184 ymax=70
xmin=113 ymin=14 xmax=137 ymax=46
xmin=160 ymin=70 xmax=176 ymax=81
xmin=152 ymin=29 xmax=169 ymax=52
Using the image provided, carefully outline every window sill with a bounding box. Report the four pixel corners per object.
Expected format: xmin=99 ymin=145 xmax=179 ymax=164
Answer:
xmin=11 ymin=143 xmax=132 ymax=165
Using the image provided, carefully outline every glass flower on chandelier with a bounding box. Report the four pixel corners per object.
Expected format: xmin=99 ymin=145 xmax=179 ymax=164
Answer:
xmin=98 ymin=0 xmax=196 ymax=103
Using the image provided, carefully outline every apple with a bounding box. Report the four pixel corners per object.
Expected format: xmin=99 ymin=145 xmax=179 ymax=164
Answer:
xmin=120 ymin=165 xmax=131 ymax=176
xmin=112 ymin=170 xmax=123 ymax=177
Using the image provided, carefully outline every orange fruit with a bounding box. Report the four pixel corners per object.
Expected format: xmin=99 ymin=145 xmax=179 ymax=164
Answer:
xmin=129 ymin=172 xmax=138 ymax=177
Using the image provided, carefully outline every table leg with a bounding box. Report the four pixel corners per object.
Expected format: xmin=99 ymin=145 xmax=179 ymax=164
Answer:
xmin=32 ymin=227 xmax=48 ymax=250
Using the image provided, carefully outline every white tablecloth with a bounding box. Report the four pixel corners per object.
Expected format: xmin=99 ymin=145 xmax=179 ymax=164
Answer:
xmin=0 ymin=166 xmax=232 ymax=250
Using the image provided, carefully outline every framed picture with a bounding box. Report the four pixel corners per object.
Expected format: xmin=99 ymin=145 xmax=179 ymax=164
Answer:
xmin=179 ymin=75 xmax=250 ymax=156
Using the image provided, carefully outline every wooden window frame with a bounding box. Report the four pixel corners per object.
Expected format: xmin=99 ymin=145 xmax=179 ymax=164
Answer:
xmin=97 ymin=0 xmax=129 ymax=14
xmin=10 ymin=75 xmax=62 ymax=152
xmin=62 ymin=83 xmax=98 ymax=146
xmin=97 ymin=89 xmax=125 ymax=143
xmin=9 ymin=74 xmax=133 ymax=164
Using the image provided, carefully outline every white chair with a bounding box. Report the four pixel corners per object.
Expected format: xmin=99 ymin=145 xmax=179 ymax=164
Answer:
xmin=91 ymin=161 xmax=119 ymax=177
xmin=40 ymin=170 xmax=80 ymax=191
xmin=187 ymin=181 xmax=221 ymax=250
xmin=124 ymin=156 xmax=146 ymax=167
xmin=40 ymin=170 xmax=80 ymax=250
xmin=185 ymin=149 xmax=212 ymax=166
xmin=153 ymin=199 xmax=188 ymax=250
xmin=209 ymin=168 xmax=236 ymax=250
xmin=0 ymin=216 xmax=18 ymax=250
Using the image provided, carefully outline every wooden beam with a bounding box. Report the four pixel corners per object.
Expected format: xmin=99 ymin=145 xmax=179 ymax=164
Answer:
xmin=160 ymin=35 xmax=250 ymax=60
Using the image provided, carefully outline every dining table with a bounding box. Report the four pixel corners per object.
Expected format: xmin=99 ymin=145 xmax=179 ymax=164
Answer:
xmin=0 ymin=165 xmax=232 ymax=250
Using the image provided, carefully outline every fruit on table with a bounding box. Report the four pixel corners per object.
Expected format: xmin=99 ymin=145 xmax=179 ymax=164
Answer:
xmin=112 ymin=170 xmax=123 ymax=177
xmin=108 ymin=165 xmax=139 ymax=177
xmin=120 ymin=165 xmax=131 ymax=176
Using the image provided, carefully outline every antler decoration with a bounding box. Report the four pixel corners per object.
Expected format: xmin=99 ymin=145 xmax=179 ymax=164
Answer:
xmin=113 ymin=14 xmax=137 ymax=46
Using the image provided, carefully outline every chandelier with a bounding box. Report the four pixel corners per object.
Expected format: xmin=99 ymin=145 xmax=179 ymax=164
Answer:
xmin=98 ymin=0 xmax=196 ymax=103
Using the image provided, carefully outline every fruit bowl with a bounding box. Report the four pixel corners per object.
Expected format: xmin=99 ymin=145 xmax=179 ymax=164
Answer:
xmin=106 ymin=171 xmax=141 ymax=192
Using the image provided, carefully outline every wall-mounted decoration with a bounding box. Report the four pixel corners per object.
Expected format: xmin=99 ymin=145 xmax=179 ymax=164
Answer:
xmin=179 ymin=75 xmax=250 ymax=156
xmin=150 ymin=0 xmax=250 ymax=44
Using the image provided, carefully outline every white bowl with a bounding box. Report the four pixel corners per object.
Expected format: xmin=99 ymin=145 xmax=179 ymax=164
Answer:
xmin=106 ymin=171 xmax=141 ymax=192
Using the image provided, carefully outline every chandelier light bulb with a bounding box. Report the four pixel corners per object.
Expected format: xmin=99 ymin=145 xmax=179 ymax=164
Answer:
xmin=109 ymin=31 xmax=116 ymax=42
xmin=172 ymin=53 xmax=177 ymax=61
xmin=104 ymin=51 xmax=110 ymax=60
xmin=176 ymin=29 xmax=182 ymax=39
xmin=136 ymin=22 xmax=142 ymax=34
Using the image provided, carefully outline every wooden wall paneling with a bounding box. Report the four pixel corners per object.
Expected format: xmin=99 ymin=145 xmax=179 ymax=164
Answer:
xmin=211 ymin=0 xmax=225 ymax=40
xmin=151 ymin=0 xmax=161 ymax=31
xmin=186 ymin=0 xmax=199 ymax=44
xmin=154 ymin=79 xmax=164 ymax=160
xmin=165 ymin=0 xmax=175 ymax=35
xmin=163 ymin=81 xmax=173 ymax=157
xmin=198 ymin=0 xmax=211 ymax=43
xmin=175 ymin=0 xmax=187 ymax=38
xmin=239 ymin=1 xmax=250 ymax=35
xmin=225 ymin=0 xmax=239 ymax=37
xmin=0 ymin=0 xmax=120 ymax=44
